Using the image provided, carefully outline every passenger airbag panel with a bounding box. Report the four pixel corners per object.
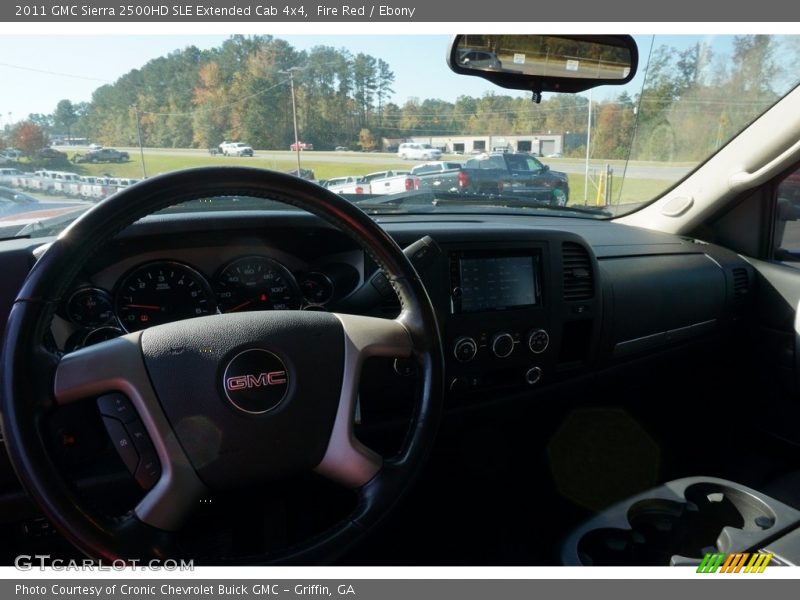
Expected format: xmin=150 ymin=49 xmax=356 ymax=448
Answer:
xmin=605 ymin=254 xmax=726 ymax=349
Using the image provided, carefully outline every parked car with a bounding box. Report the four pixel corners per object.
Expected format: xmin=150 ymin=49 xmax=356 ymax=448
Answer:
xmin=456 ymin=49 xmax=503 ymax=70
xmin=0 ymin=185 xmax=38 ymax=205
xmin=397 ymin=143 xmax=443 ymax=160
xmin=72 ymin=148 xmax=130 ymax=164
xmin=323 ymin=175 xmax=368 ymax=194
xmin=285 ymin=168 xmax=316 ymax=181
xmin=35 ymin=148 xmax=67 ymax=160
xmin=0 ymin=168 xmax=24 ymax=184
xmin=409 ymin=161 xmax=465 ymax=176
xmin=414 ymin=151 xmax=569 ymax=204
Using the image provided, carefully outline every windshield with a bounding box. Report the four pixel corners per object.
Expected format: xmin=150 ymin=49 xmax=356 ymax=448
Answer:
xmin=1 ymin=33 xmax=799 ymax=239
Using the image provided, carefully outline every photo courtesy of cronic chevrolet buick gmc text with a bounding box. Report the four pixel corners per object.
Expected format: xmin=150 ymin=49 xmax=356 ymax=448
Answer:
xmin=3 ymin=32 xmax=800 ymax=566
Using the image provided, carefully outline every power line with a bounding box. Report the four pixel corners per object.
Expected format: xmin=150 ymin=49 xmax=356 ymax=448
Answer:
xmin=0 ymin=61 xmax=111 ymax=83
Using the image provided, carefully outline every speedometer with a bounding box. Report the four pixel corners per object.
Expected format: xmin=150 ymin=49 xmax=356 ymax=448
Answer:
xmin=114 ymin=261 xmax=216 ymax=332
xmin=214 ymin=256 xmax=302 ymax=313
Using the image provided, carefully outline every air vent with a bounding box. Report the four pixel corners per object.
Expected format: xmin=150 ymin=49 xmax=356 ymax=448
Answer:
xmin=562 ymin=242 xmax=594 ymax=301
xmin=732 ymin=267 xmax=750 ymax=302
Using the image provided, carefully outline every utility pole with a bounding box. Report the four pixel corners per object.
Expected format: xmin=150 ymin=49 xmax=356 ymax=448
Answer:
xmin=583 ymin=89 xmax=592 ymax=206
xmin=280 ymin=67 xmax=302 ymax=176
xmin=132 ymin=105 xmax=147 ymax=179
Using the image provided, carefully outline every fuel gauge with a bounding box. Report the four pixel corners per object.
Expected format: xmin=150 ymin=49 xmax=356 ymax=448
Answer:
xmin=66 ymin=288 xmax=114 ymax=327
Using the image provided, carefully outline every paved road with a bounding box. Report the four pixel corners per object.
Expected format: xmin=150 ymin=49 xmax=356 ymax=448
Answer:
xmin=550 ymin=161 xmax=693 ymax=182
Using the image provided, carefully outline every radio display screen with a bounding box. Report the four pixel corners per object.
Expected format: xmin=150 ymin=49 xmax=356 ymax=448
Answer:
xmin=451 ymin=251 xmax=541 ymax=313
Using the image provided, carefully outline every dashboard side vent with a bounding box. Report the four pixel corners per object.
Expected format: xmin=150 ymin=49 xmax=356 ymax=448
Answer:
xmin=732 ymin=267 xmax=750 ymax=302
xmin=562 ymin=242 xmax=594 ymax=301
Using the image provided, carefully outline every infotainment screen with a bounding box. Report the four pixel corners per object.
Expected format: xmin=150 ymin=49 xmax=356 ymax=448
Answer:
xmin=450 ymin=251 xmax=542 ymax=313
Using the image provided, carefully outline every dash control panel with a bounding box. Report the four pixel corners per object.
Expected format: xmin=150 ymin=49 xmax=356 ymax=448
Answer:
xmin=445 ymin=244 xmax=555 ymax=400
xmin=97 ymin=393 xmax=161 ymax=490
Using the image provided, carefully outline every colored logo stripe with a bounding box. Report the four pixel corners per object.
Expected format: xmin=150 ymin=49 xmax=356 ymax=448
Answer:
xmin=697 ymin=553 xmax=773 ymax=573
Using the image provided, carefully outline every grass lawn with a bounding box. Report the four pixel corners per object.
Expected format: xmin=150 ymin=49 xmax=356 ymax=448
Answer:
xmin=566 ymin=175 xmax=671 ymax=206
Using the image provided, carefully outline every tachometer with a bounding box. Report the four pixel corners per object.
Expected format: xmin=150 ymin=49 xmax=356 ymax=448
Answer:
xmin=214 ymin=256 xmax=302 ymax=312
xmin=114 ymin=261 xmax=216 ymax=332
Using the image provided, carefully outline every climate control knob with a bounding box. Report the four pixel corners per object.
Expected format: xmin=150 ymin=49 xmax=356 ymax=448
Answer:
xmin=491 ymin=332 xmax=515 ymax=358
xmin=527 ymin=328 xmax=550 ymax=354
xmin=453 ymin=337 xmax=478 ymax=362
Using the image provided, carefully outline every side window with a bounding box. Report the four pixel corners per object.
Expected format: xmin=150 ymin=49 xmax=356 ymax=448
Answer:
xmin=774 ymin=167 xmax=800 ymax=262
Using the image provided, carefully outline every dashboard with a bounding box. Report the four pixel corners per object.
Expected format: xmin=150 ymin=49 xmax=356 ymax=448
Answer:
xmin=0 ymin=207 xmax=760 ymax=559
xmin=9 ymin=209 xmax=756 ymax=406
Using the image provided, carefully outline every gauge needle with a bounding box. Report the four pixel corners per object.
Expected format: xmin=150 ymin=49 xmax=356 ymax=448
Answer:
xmin=225 ymin=300 xmax=253 ymax=313
xmin=124 ymin=303 xmax=162 ymax=310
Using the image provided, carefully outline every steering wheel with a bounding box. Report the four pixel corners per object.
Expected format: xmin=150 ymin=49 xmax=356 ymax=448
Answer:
xmin=0 ymin=167 xmax=444 ymax=564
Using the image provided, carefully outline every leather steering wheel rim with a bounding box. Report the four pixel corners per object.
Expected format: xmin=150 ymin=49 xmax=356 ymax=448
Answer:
xmin=0 ymin=166 xmax=444 ymax=564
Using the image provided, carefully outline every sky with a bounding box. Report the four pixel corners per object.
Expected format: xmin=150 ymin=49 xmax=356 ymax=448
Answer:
xmin=1 ymin=32 xmax=787 ymax=132
xmin=0 ymin=34 xmax=665 ymax=127
xmin=0 ymin=35 xmax=497 ymax=124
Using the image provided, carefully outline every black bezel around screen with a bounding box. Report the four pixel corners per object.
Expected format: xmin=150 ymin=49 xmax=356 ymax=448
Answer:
xmin=450 ymin=249 xmax=542 ymax=314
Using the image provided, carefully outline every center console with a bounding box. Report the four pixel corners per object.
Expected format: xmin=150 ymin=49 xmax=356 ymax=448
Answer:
xmin=441 ymin=236 xmax=599 ymax=402
xmin=562 ymin=477 xmax=800 ymax=566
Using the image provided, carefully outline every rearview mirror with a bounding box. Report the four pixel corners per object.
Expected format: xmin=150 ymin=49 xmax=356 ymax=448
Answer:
xmin=448 ymin=35 xmax=638 ymax=98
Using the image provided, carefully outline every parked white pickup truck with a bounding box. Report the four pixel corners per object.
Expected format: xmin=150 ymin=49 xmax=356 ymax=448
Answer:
xmin=361 ymin=170 xmax=420 ymax=195
xmin=322 ymin=176 xmax=368 ymax=194
xmin=410 ymin=161 xmax=464 ymax=177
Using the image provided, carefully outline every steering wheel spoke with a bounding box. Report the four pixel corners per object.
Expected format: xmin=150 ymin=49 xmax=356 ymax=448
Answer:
xmin=53 ymin=334 xmax=206 ymax=531
xmin=314 ymin=314 xmax=412 ymax=488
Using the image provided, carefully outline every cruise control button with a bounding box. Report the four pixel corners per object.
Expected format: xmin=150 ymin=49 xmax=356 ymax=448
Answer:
xmin=135 ymin=450 xmax=161 ymax=490
xmin=101 ymin=417 xmax=139 ymax=474
xmin=97 ymin=393 xmax=137 ymax=423
xmin=123 ymin=420 xmax=161 ymax=490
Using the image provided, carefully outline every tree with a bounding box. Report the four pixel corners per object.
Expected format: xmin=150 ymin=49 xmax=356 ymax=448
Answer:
xmin=12 ymin=121 xmax=48 ymax=157
xmin=28 ymin=113 xmax=54 ymax=134
xmin=375 ymin=59 xmax=395 ymax=129
xmin=54 ymin=99 xmax=78 ymax=143
xmin=352 ymin=53 xmax=377 ymax=128
xmin=358 ymin=128 xmax=375 ymax=152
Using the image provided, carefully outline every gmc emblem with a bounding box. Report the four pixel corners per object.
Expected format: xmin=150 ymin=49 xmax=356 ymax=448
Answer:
xmin=226 ymin=371 xmax=287 ymax=391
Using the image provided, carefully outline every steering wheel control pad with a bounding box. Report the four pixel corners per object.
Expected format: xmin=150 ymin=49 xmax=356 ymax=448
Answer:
xmin=140 ymin=310 xmax=344 ymax=489
xmin=98 ymin=392 xmax=162 ymax=489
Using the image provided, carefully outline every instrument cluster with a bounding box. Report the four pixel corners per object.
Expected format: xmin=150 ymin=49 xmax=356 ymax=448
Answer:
xmin=60 ymin=255 xmax=350 ymax=352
